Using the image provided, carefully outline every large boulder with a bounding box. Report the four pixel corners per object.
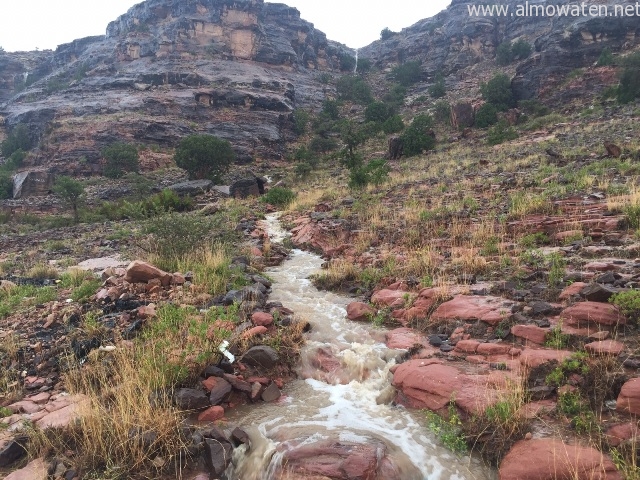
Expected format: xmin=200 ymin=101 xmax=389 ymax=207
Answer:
xmin=12 ymin=170 xmax=55 ymax=199
xmin=346 ymin=302 xmax=376 ymax=321
xmin=225 ymin=170 xmax=266 ymax=198
xmin=451 ymin=102 xmax=474 ymax=129
xmin=499 ymin=439 xmax=621 ymax=480
xmin=167 ymin=179 xmax=212 ymax=196
xmin=241 ymin=345 xmax=280 ymax=370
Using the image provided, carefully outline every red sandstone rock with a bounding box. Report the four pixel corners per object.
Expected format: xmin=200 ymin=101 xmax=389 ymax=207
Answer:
xmin=584 ymin=261 xmax=620 ymax=272
xmin=511 ymin=324 xmax=548 ymax=345
xmin=585 ymin=340 xmax=624 ymax=356
xmin=605 ymin=422 xmax=639 ymax=447
xmin=559 ymin=282 xmax=587 ymax=300
xmin=385 ymin=328 xmax=426 ymax=350
xmin=430 ymin=295 xmax=512 ymax=326
xmin=392 ymin=360 xmax=461 ymax=410
xmin=617 ymin=377 xmax=640 ymax=415
xmin=197 ymin=405 xmax=225 ymax=422
xmin=519 ymin=348 xmax=572 ymax=368
xmin=560 ymin=301 xmax=625 ymax=327
xmin=371 ymin=289 xmax=412 ymax=308
xmin=454 ymin=339 xmax=480 ymax=354
xmin=346 ymin=302 xmax=376 ymax=322
xmin=124 ymin=260 xmax=172 ymax=286
xmin=499 ymin=438 xmax=621 ymax=480
xmin=477 ymin=342 xmax=511 ymax=355
xmin=242 ymin=326 xmax=268 ymax=338
xmin=251 ymin=311 xmax=274 ymax=326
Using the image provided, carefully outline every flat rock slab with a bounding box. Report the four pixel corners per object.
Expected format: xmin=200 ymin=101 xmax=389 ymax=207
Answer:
xmin=385 ymin=328 xmax=427 ymax=350
xmin=430 ymin=295 xmax=513 ymax=326
xmin=511 ymin=324 xmax=548 ymax=345
xmin=499 ymin=439 xmax=621 ymax=480
xmin=560 ymin=301 xmax=625 ymax=327
xmin=585 ymin=340 xmax=624 ymax=356
xmin=519 ymin=348 xmax=572 ymax=368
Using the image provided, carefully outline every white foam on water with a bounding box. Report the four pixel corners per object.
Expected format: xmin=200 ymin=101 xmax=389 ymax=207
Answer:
xmin=227 ymin=215 xmax=496 ymax=480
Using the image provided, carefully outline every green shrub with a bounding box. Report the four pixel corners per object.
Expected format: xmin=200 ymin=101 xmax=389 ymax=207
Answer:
xmin=309 ymin=136 xmax=338 ymax=153
xmin=339 ymin=53 xmax=356 ymax=72
xmin=348 ymin=159 xmax=390 ymax=190
xmin=292 ymin=109 xmax=310 ymax=135
xmin=391 ymin=61 xmax=422 ymax=86
xmin=382 ymin=115 xmax=405 ymax=134
xmin=294 ymin=162 xmax=312 ymax=178
xmin=102 ymin=142 xmax=139 ymax=178
xmin=401 ymin=114 xmax=435 ymax=156
xmin=71 ymin=279 xmax=103 ymax=302
xmin=610 ymin=290 xmax=640 ymax=324
xmin=597 ymin=47 xmax=614 ymax=67
xmin=518 ymin=99 xmax=550 ymax=118
xmin=617 ymin=52 xmax=640 ymax=104
xmin=382 ymin=84 xmax=407 ymax=108
xmin=623 ymin=202 xmax=640 ymax=229
xmin=475 ymin=103 xmax=498 ymax=128
xmin=433 ymin=100 xmax=451 ymax=124
xmin=357 ymin=58 xmax=372 ymax=73
xmin=496 ymin=41 xmax=514 ymax=65
xmin=487 ymin=119 xmax=518 ymax=145
xmin=364 ymin=102 xmax=393 ymax=123
xmin=261 ymin=187 xmax=296 ymax=207
xmin=336 ymin=75 xmax=373 ymax=105
xmin=425 ymin=403 xmax=468 ymax=455
xmin=428 ymin=74 xmax=446 ymax=98
xmin=322 ymin=100 xmax=340 ymax=120
xmin=1 ymin=124 xmax=32 ymax=157
xmin=174 ymin=134 xmax=234 ymax=181
xmin=480 ymin=73 xmax=515 ymax=111
xmin=511 ymin=39 xmax=532 ymax=60
xmin=5 ymin=149 xmax=26 ymax=170
xmin=0 ymin=171 xmax=13 ymax=199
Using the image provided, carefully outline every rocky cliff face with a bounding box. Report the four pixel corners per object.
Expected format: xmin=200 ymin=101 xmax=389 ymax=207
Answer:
xmin=0 ymin=0 xmax=353 ymax=174
xmin=360 ymin=0 xmax=639 ymax=101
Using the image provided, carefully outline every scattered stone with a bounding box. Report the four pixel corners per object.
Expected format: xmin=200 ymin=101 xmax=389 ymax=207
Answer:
xmin=208 ymin=378 xmax=233 ymax=405
xmin=174 ymin=388 xmax=210 ymax=410
xmin=261 ymin=382 xmax=281 ymax=402
xmin=241 ymin=346 xmax=280 ymax=370
xmin=197 ymin=406 xmax=225 ymax=422
xmin=124 ymin=260 xmax=172 ymax=286
xmin=581 ymin=283 xmax=618 ymax=302
xmin=251 ymin=312 xmax=274 ymax=327
xmin=203 ymin=438 xmax=233 ymax=477
xmin=0 ymin=436 xmax=28 ymax=467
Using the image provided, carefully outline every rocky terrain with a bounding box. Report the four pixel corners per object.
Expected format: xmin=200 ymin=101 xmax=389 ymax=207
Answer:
xmin=1 ymin=0 xmax=640 ymax=478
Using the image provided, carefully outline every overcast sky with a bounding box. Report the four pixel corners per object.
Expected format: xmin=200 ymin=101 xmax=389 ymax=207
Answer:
xmin=0 ymin=0 xmax=450 ymax=52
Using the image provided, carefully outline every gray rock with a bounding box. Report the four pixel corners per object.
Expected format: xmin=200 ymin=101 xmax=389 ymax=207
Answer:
xmin=581 ymin=283 xmax=619 ymax=302
xmin=174 ymin=388 xmax=210 ymax=410
xmin=261 ymin=382 xmax=281 ymax=402
xmin=167 ymin=180 xmax=212 ymax=196
xmin=203 ymin=438 xmax=233 ymax=477
xmin=0 ymin=436 xmax=28 ymax=467
xmin=12 ymin=170 xmax=55 ymax=199
xmin=241 ymin=345 xmax=280 ymax=369
xmin=209 ymin=378 xmax=232 ymax=406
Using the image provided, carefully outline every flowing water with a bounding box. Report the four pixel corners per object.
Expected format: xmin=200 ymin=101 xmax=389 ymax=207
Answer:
xmin=227 ymin=214 xmax=496 ymax=480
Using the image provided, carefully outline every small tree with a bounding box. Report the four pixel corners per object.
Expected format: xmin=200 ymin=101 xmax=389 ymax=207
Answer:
xmin=401 ymin=114 xmax=435 ymax=157
xmin=383 ymin=115 xmax=405 ymax=134
xmin=380 ymin=28 xmax=395 ymax=40
xmin=433 ymin=100 xmax=451 ymax=125
xmin=336 ymin=76 xmax=374 ymax=105
xmin=53 ymin=176 xmax=85 ymax=223
xmin=174 ymin=134 xmax=235 ymax=181
xmin=496 ymin=41 xmax=514 ymax=66
xmin=364 ymin=102 xmax=393 ymax=123
xmin=102 ymin=142 xmax=139 ymax=178
xmin=511 ymin=39 xmax=532 ymax=60
xmin=480 ymin=73 xmax=515 ymax=111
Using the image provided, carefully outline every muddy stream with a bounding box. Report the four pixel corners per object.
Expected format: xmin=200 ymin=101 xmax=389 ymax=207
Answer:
xmin=225 ymin=214 xmax=496 ymax=480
